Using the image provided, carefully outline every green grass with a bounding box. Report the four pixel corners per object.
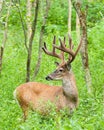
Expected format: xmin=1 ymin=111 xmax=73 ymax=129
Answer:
xmin=0 ymin=21 xmax=104 ymax=129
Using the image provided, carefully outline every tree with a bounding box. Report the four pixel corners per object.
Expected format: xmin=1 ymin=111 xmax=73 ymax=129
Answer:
xmin=88 ymin=0 xmax=93 ymax=2
xmin=26 ymin=0 xmax=32 ymax=44
xmin=0 ymin=0 xmax=3 ymax=16
xmin=26 ymin=0 xmax=39 ymax=82
xmin=0 ymin=0 xmax=11 ymax=73
xmin=76 ymin=0 xmax=80 ymax=42
xmin=68 ymin=0 xmax=72 ymax=34
xmin=34 ymin=0 xmax=50 ymax=79
xmin=72 ymin=0 xmax=92 ymax=93
xmin=13 ymin=0 xmax=39 ymax=82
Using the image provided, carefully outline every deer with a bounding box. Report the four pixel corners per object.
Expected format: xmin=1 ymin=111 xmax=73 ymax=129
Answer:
xmin=13 ymin=34 xmax=82 ymax=121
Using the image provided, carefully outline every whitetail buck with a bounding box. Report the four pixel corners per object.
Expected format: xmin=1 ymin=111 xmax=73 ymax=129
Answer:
xmin=14 ymin=34 xmax=82 ymax=120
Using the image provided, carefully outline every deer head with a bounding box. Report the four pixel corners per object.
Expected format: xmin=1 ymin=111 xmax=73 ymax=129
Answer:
xmin=42 ymin=34 xmax=82 ymax=81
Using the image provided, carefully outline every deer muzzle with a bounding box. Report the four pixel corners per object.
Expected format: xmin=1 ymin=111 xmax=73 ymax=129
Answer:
xmin=45 ymin=75 xmax=53 ymax=81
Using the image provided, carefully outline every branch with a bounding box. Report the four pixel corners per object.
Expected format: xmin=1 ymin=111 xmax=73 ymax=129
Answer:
xmin=26 ymin=0 xmax=39 ymax=82
xmin=72 ymin=0 xmax=87 ymax=29
xmin=34 ymin=0 xmax=51 ymax=79
xmin=0 ymin=0 xmax=11 ymax=73
xmin=29 ymin=0 xmax=39 ymax=46
xmin=13 ymin=1 xmax=28 ymax=51
xmin=0 ymin=0 xmax=3 ymax=16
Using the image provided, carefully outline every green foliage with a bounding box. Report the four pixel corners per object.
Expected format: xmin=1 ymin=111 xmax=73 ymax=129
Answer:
xmin=0 ymin=20 xmax=104 ymax=129
xmin=0 ymin=0 xmax=104 ymax=129
xmin=87 ymin=2 xmax=104 ymax=27
xmin=44 ymin=0 xmax=104 ymax=33
xmin=45 ymin=0 xmax=68 ymax=34
xmin=88 ymin=20 xmax=104 ymax=95
xmin=1 ymin=0 xmax=104 ymax=32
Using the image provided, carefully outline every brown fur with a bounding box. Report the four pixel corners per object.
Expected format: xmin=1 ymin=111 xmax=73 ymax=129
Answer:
xmin=14 ymin=64 xmax=78 ymax=120
xmin=14 ymin=82 xmax=67 ymax=120
xmin=14 ymin=35 xmax=82 ymax=120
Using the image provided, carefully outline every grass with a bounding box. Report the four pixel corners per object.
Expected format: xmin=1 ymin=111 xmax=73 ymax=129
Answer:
xmin=0 ymin=21 xmax=104 ymax=129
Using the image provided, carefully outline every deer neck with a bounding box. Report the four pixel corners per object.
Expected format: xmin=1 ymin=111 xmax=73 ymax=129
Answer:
xmin=62 ymin=70 xmax=78 ymax=104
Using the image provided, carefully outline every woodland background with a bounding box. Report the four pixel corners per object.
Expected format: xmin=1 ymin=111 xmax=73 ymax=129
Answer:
xmin=0 ymin=0 xmax=104 ymax=129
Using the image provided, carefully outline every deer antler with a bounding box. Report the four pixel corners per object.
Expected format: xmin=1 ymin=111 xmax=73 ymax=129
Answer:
xmin=53 ymin=34 xmax=83 ymax=63
xmin=42 ymin=36 xmax=65 ymax=63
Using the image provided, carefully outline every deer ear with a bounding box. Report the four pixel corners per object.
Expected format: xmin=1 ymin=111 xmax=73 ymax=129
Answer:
xmin=54 ymin=61 xmax=59 ymax=66
xmin=66 ymin=63 xmax=71 ymax=71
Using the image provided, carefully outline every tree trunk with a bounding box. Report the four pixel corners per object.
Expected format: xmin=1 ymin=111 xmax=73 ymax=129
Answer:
xmin=76 ymin=0 xmax=80 ymax=41
xmin=15 ymin=1 xmax=28 ymax=51
xmin=73 ymin=1 xmax=92 ymax=93
xmin=0 ymin=1 xmax=11 ymax=73
xmin=26 ymin=0 xmax=39 ymax=82
xmin=88 ymin=0 xmax=93 ymax=2
xmin=80 ymin=26 xmax=92 ymax=93
xmin=76 ymin=12 xmax=80 ymax=41
xmin=34 ymin=0 xmax=50 ymax=79
xmin=0 ymin=0 xmax=3 ymax=16
xmin=68 ymin=0 xmax=72 ymax=34
xmin=0 ymin=47 xmax=3 ymax=73
xmin=26 ymin=0 xmax=32 ymax=43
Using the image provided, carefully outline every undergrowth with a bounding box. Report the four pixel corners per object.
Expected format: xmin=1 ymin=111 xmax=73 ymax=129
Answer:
xmin=0 ymin=21 xmax=104 ymax=129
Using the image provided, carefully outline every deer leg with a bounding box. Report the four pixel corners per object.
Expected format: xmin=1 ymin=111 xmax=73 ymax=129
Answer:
xmin=69 ymin=103 xmax=75 ymax=115
xmin=22 ymin=105 xmax=28 ymax=121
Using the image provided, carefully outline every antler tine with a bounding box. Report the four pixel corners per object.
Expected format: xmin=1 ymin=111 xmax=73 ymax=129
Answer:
xmin=68 ymin=34 xmax=74 ymax=62
xmin=53 ymin=38 xmax=75 ymax=56
xmin=60 ymin=37 xmax=66 ymax=63
xmin=43 ymin=35 xmax=83 ymax=64
xmin=74 ymin=35 xmax=83 ymax=56
xmin=53 ymin=35 xmax=56 ymax=53
xmin=64 ymin=36 xmax=66 ymax=45
xmin=42 ymin=42 xmax=50 ymax=54
xmin=68 ymin=34 xmax=74 ymax=50
xmin=42 ymin=36 xmax=62 ymax=59
xmin=67 ymin=34 xmax=83 ymax=63
xmin=53 ymin=34 xmax=83 ymax=64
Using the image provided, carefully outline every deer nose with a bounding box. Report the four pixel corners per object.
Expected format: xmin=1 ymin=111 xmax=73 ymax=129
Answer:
xmin=45 ymin=75 xmax=53 ymax=80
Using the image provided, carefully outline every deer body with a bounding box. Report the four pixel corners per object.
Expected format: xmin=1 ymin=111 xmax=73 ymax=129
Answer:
xmin=14 ymin=70 xmax=78 ymax=120
xmin=14 ymin=35 xmax=82 ymax=120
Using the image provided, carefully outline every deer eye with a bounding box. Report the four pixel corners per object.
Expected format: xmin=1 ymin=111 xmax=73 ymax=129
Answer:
xmin=59 ymin=68 xmax=63 ymax=72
